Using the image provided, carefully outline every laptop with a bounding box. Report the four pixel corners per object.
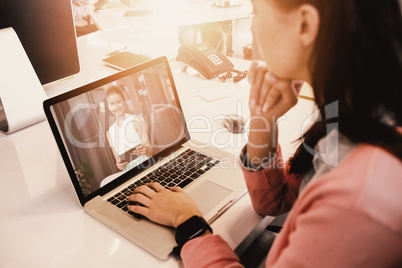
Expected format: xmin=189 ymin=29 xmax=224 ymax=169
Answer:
xmin=43 ymin=56 xmax=246 ymax=260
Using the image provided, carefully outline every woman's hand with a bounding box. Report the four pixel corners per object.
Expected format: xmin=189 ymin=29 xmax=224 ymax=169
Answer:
xmin=132 ymin=145 xmax=147 ymax=156
xmin=128 ymin=182 xmax=203 ymax=228
xmin=116 ymin=160 xmax=128 ymax=170
xmin=248 ymin=60 xmax=303 ymax=120
xmin=246 ymin=61 xmax=304 ymax=165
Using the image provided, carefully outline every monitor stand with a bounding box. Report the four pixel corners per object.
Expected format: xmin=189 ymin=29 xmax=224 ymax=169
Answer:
xmin=0 ymin=28 xmax=46 ymax=134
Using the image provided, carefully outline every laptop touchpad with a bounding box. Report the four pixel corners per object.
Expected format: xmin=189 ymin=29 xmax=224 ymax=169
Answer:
xmin=188 ymin=180 xmax=232 ymax=215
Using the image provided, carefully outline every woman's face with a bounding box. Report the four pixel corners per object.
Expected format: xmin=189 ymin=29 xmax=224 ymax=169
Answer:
xmin=107 ymin=93 xmax=124 ymax=116
xmin=251 ymin=0 xmax=309 ymax=80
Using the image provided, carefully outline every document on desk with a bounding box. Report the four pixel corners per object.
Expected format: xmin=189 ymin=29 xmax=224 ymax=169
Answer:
xmin=198 ymin=90 xmax=228 ymax=102
xmin=102 ymin=51 xmax=150 ymax=70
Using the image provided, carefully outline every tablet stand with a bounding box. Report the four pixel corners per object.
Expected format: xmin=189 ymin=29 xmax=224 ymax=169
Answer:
xmin=0 ymin=28 xmax=46 ymax=134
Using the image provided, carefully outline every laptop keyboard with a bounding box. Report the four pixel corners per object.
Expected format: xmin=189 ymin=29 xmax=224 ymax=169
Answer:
xmin=106 ymin=148 xmax=220 ymax=220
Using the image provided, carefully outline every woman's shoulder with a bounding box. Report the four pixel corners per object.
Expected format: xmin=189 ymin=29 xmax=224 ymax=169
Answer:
xmin=343 ymin=144 xmax=401 ymax=178
xmin=313 ymin=143 xmax=401 ymax=189
xmin=345 ymin=144 xmax=402 ymax=228
xmin=303 ymin=144 xmax=402 ymax=233
xmin=125 ymin=113 xmax=143 ymax=122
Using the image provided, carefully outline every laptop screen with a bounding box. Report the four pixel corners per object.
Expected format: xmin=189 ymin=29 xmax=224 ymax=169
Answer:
xmin=46 ymin=57 xmax=187 ymax=201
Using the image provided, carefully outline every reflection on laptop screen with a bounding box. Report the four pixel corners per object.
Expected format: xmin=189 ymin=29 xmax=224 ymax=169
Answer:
xmin=50 ymin=62 xmax=186 ymax=197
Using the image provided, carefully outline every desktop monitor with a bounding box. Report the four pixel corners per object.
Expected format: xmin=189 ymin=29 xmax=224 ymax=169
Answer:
xmin=0 ymin=0 xmax=80 ymax=85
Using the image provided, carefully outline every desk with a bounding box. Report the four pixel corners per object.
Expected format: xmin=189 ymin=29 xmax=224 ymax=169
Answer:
xmin=0 ymin=31 xmax=316 ymax=267
xmin=91 ymin=0 xmax=253 ymax=33
xmin=90 ymin=0 xmax=253 ymax=56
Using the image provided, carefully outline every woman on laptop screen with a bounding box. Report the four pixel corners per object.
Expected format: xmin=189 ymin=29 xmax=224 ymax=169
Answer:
xmin=127 ymin=0 xmax=402 ymax=266
xmin=105 ymin=86 xmax=153 ymax=172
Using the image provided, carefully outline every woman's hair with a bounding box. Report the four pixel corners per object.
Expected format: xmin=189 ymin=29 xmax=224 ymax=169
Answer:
xmin=105 ymin=85 xmax=126 ymax=102
xmin=275 ymin=0 xmax=402 ymax=175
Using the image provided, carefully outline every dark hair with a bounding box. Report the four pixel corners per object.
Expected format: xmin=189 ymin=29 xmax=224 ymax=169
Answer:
xmin=286 ymin=0 xmax=402 ymax=175
xmin=105 ymin=85 xmax=126 ymax=102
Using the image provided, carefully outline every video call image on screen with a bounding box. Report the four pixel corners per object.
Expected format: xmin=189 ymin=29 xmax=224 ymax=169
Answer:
xmin=50 ymin=63 xmax=186 ymax=196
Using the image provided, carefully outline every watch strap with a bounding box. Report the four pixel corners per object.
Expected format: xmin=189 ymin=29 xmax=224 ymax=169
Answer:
xmin=173 ymin=216 xmax=213 ymax=256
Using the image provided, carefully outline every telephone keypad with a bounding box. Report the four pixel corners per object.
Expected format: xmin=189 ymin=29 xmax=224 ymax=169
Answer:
xmin=205 ymin=49 xmax=225 ymax=67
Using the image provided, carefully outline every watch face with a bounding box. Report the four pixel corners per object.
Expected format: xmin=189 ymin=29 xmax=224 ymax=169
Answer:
xmin=175 ymin=216 xmax=212 ymax=246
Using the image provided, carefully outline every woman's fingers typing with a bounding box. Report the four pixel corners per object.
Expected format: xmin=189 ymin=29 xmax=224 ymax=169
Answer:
xmin=128 ymin=191 xmax=152 ymax=207
xmin=147 ymin=181 xmax=165 ymax=192
xmin=127 ymin=182 xmax=203 ymax=228
xmin=133 ymin=184 xmax=158 ymax=197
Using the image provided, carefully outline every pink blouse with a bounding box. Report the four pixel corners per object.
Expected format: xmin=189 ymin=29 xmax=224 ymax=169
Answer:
xmin=181 ymin=144 xmax=402 ymax=267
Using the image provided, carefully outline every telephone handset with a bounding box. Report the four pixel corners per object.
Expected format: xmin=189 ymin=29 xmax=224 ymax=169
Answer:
xmin=176 ymin=42 xmax=234 ymax=79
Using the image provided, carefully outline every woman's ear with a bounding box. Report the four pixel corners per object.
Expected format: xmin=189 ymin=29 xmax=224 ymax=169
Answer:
xmin=297 ymin=4 xmax=320 ymax=46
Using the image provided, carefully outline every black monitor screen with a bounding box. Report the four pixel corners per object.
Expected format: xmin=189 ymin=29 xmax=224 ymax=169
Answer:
xmin=0 ymin=0 xmax=80 ymax=85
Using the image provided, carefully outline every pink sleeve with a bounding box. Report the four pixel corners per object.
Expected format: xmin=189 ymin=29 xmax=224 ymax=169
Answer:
xmin=266 ymin=204 xmax=402 ymax=267
xmin=241 ymin=146 xmax=301 ymax=216
xmin=181 ymin=235 xmax=243 ymax=268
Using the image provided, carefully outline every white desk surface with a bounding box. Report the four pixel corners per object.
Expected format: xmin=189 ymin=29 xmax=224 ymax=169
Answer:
xmin=0 ymin=30 xmax=316 ymax=267
xmin=91 ymin=0 xmax=253 ymax=33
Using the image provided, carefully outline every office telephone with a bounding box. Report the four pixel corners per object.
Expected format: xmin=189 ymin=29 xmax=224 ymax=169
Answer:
xmin=176 ymin=42 xmax=235 ymax=80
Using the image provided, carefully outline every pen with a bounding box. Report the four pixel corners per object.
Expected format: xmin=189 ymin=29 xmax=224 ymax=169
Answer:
xmin=106 ymin=46 xmax=127 ymax=57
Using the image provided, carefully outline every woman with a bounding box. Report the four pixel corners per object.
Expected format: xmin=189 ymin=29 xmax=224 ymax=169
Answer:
xmin=72 ymin=0 xmax=98 ymax=37
xmin=105 ymin=86 xmax=153 ymax=172
xmin=127 ymin=0 xmax=402 ymax=267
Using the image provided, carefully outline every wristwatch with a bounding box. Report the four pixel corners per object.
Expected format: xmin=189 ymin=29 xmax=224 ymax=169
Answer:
xmin=173 ymin=216 xmax=213 ymax=255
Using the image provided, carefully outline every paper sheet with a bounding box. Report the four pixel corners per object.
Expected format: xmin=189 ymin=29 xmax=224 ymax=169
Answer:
xmin=197 ymin=91 xmax=228 ymax=103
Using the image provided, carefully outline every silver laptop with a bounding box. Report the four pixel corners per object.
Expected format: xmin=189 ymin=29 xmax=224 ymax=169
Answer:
xmin=44 ymin=56 xmax=246 ymax=260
